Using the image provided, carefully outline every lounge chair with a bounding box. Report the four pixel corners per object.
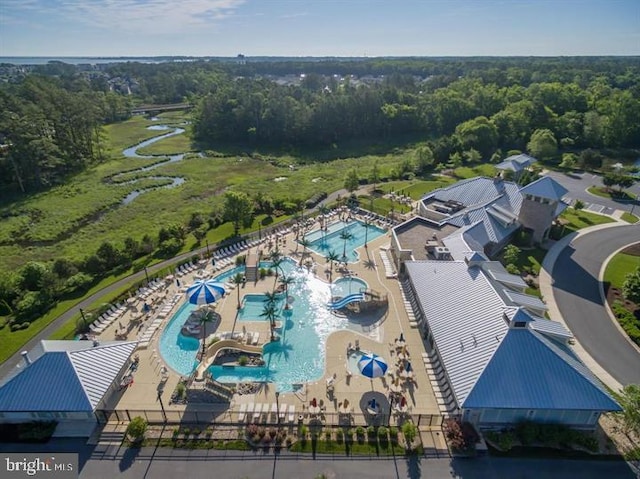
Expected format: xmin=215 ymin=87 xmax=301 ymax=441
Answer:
xmin=252 ymin=403 xmax=262 ymax=421
xmin=288 ymin=404 xmax=296 ymax=423
xmin=238 ymin=403 xmax=247 ymax=422
xmin=251 ymin=333 xmax=260 ymax=346
xmin=271 ymin=403 xmax=278 ymax=419
xmin=279 ymin=404 xmax=287 ymax=421
xmin=245 ymin=403 xmax=254 ymax=421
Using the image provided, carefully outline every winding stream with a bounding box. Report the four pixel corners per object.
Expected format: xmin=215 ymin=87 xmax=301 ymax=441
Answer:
xmin=114 ymin=124 xmax=188 ymax=204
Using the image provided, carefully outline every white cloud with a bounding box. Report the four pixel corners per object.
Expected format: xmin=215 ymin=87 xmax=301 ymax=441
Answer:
xmin=4 ymin=0 xmax=246 ymax=33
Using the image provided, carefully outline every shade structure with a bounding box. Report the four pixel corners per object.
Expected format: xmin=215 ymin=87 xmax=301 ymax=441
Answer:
xmin=186 ymin=280 xmax=226 ymax=305
xmin=357 ymin=353 xmax=388 ymax=379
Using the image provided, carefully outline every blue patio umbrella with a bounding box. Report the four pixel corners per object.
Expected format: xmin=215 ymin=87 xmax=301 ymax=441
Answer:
xmin=186 ymin=280 xmax=226 ymax=305
xmin=357 ymin=353 xmax=388 ymax=379
xmin=406 ymin=361 xmax=413 ymax=372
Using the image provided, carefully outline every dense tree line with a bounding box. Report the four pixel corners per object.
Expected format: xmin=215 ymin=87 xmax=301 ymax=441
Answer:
xmin=0 ymin=75 xmax=131 ymax=195
xmin=1 ymin=57 xmax=639 ymax=198
xmin=192 ymin=68 xmax=640 ymax=161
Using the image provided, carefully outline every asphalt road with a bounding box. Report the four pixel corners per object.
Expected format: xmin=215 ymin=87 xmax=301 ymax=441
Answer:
xmin=552 ymin=223 xmax=640 ymax=386
xmin=1 ymin=439 xmax=636 ymax=479
xmin=544 ymin=170 xmax=639 ymax=213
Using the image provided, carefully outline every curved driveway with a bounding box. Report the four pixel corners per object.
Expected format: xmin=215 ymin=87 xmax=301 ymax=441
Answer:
xmin=552 ymin=223 xmax=640 ymax=386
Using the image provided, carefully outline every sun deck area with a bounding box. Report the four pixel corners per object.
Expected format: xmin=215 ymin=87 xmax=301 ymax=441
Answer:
xmin=91 ymin=210 xmax=442 ymax=431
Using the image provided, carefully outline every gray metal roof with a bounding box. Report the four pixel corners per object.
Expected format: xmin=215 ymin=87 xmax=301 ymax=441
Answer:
xmin=423 ymin=177 xmax=516 ymax=211
xmin=495 ymin=154 xmax=538 ymax=172
xmin=529 ymin=318 xmax=573 ymax=340
xmin=503 ymin=289 xmax=548 ymax=311
xmin=520 ymin=176 xmax=569 ymax=201
xmin=405 ymin=261 xmax=508 ymax=406
xmin=482 ymin=263 xmax=528 ymax=289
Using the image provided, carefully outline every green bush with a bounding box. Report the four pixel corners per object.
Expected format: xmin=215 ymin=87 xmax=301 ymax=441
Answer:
xmin=336 ymin=428 xmax=344 ymax=444
xmin=402 ymin=421 xmax=418 ymax=449
xmin=497 ymin=430 xmax=515 ymax=451
xmin=612 ymin=301 xmax=640 ymax=346
xmin=238 ymin=355 xmax=248 ymax=366
xmin=515 ymin=421 xmax=539 ymax=446
xmin=126 ymin=417 xmax=148 ymax=441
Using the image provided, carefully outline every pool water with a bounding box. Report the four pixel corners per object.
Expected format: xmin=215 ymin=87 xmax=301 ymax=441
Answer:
xmin=332 ymin=277 xmax=367 ymax=298
xmin=158 ymin=301 xmax=201 ymax=375
xmin=303 ymin=220 xmax=385 ymax=263
xmin=160 ymin=258 xmax=371 ymax=390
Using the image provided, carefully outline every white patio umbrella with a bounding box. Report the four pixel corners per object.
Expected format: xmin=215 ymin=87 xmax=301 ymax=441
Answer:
xmin=357 ymin=353 xmax=388 ymax=379
xmin=186 ymin=280 xmax=226 ymax=305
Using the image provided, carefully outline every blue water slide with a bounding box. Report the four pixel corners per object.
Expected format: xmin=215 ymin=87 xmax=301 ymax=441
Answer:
xmin=327 ymin=292 xmax=365 ymax=310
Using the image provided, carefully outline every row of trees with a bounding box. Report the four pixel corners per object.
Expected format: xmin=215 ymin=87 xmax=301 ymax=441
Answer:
xmin=0 ymin=76 xmax=131 ymax=195
xmin=192 ymin=72 xmax=640 ymax=160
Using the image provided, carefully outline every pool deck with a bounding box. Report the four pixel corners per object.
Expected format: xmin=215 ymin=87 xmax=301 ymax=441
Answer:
xmin=99 ymin=214 xmax=441 ymax=424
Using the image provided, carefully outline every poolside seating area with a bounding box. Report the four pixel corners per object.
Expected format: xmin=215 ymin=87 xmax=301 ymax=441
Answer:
xmin=89 ymin=303 xmax=128 ymax=333
xmin=238 ymin=402 xmax=296 ymax=424
xmin=378 ymin=246 xmax=398 ymax=279
xmin=137 ymin=293 xmax=182 ymax=348
xmin=134 ymin=279 xmax=165 ymax=299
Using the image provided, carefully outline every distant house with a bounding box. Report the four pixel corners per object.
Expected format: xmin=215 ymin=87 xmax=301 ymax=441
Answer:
xmin=495 ymin=153 xmax=538 ymax=181
xmin=403 ymin=258 xmax=621 ymax=429
xmin=0 ymin=340 xmax=138 ymax=437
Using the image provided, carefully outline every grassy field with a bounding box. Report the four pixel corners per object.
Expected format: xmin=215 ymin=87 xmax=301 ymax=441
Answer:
xmin=555 ymin=208 xmax=615 ymax=236
xmin=0 ymin=116 xmax=414 ymax=272
xmin=604 ymin=253 xmax=640 ymax=290
xmin=587 ymin=186 xmax=636 ymax=202
xmin=622 ymin=212 xmax=639 ymax=223
xmin=454 ymin=164 xmax=497 ymax=179
xmin=374 ymin=177 xmax=455 ymax=200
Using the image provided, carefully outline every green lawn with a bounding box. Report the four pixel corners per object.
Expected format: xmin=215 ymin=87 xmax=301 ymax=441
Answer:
xmin=454 ymin=164 xmax=497 ymax=179
xmin=587 ymin=186 xmax=635 ymax=202
xmin=289 ymin=438 xmax=406 ymax=456
xmin=622 ymin=212 xmax=639 ymax=224
xmin=552 ymin=208 xmax=614 ymax=238
xmin=604 ymin=253 xmax=640 ymax=290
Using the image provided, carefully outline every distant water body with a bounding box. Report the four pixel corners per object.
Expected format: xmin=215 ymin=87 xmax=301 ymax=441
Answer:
xmin=0 ymin=57 xmax=195 ymax=66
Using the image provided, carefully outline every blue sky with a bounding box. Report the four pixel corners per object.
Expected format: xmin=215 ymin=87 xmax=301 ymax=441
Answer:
xmin=1 ymin=0 xmax=638 ymax=57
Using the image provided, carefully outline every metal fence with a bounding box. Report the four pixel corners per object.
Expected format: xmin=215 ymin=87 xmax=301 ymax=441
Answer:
xmin=95 ymin=408 xmax=443 ymax=429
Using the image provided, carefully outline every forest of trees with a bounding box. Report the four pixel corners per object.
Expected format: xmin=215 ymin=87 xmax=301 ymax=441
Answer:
xmin=1 ymin=56 xmax=639 ymax=198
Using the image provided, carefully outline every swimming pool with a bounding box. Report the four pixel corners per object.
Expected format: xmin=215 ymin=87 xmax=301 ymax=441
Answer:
xmin=209 ymin=259 xmax=369 ymax=391
xmin=303 ymin=220 xmax=385 ymax=263
xmin=158 ymin=263 xmax=253 ymax=375
xmin=158 ymin=301 xmax=201 ymax=375
xmin=332 ymin=277 xmax=368 ymax=298
xmin=160 ymin=258 xmax=372 ymax=389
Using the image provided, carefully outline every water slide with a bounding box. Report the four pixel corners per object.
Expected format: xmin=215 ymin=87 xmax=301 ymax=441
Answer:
xmin=327 ymin=292 xmax=365 ymax=310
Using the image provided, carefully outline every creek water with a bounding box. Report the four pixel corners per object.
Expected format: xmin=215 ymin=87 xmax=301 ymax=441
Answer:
xmin=115 ymin=125 xmax=188 ymax=204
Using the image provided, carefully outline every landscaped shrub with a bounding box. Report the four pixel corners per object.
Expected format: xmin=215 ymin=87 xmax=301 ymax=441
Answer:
xmin=497 ymin=430 xmax=515 ymax=451
xmin=389 ymin=426 xmax=399 ymax=444
xmin=355 ymin=426 xmax=365 ymax=444
xmin=126 ymin=417 xmax=148 ymax=443
xmin=238 ymin=355 xmax=249 ymax=366
xmin=324 ymin=429 xmax=332 ymax=442
xmin=336 ymin=428 xmax=344 ymax=444
xmin=402 ymin=421 xmax=418 ymax=450
xmin=367 ymin=425 xmax=376 ymax=440
xmin=443 ymin=418 xmax=465 ymax=450
xmin=515 ymin=421 xmax=539 ymax=446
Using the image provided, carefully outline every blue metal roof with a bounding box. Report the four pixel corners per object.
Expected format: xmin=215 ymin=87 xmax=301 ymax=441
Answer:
xmin=462 ymin=329 xmax=621 ymax=411
xmin=520 ymin=177 xmax=568 ymax=201
xmin=0 ymin=352 xmax=92 ymax=412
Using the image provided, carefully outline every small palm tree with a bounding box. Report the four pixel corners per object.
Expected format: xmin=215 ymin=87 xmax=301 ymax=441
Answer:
xmin=299 ymin=238 xmax=311 ymax=266
xmin=263 ymin=290 xmax=279 ymax=307
xmin=339 ymin=229 xmax=353 ymax=262
xmin=260 ymin=302 xmax=279 ymax=342
xmin=198 ymin=309 xmax=217 ymax=360
xmin=231 ymin=272 xmax=244 ymax=309
xmin=269 ymin=249 xmax=283 ymax=286
xmin=325 ymin=250 xmax=340 ymax=283
xmin=279 ymin=275 xmax=295 ymax=309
